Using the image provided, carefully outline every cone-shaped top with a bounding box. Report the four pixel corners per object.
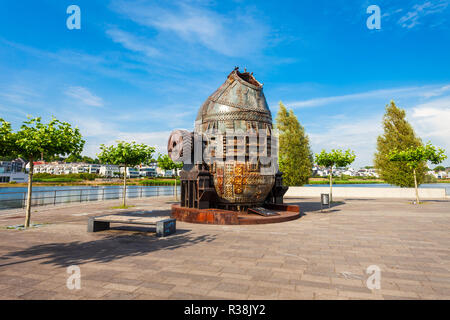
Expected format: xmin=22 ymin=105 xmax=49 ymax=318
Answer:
xmin=195 ymin=68 xmax=272 ymax=126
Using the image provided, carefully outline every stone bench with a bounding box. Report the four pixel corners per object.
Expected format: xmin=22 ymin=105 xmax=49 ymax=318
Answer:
xmin=87 ymin=213 xmax=176 ymax=237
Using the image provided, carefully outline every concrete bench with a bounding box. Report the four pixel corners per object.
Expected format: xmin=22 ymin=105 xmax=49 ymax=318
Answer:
xmin=87 ymin=214 xmax=176 ymax=237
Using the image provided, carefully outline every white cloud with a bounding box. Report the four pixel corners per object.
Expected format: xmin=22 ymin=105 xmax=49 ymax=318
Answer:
xmin=398 ymin=1 xmax=449 ymax=29
xmin=0 ymin=84 xmax=39 ymax=105
xmin=289 ymin=85 xmax=450 ymax=167
xmin=421 ymin=85 xmax=450 ymax=98
xmin=111 ymin=1 xmax=269 ymax=57
xmin=106 ymin=28 xmax=160 ymax=57
xmin=67 ymin=114 xmax=171 ymax=157
xmin=83 ymin=131 xmax=171 ymax=159
xmin=65 ymin=86 xmax=104 ymax=107
xmin=308 ymin=116 xmax=382 ymax=167
xmin=287 ymin=84 xmax=450 ymax=109
xmin=411 ymin=97 xmax=450 ymax=161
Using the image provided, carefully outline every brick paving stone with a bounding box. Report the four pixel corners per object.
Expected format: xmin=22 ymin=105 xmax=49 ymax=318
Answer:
xmin=0 ymin=286 xmax=34 ymax=298
xmin=103 ymin=283 xmax=139 ymax=293
xmin=208 ymin=290 xmax=248 ymax=300
xmin=248 ymin=285 xmax=279 ymax=297
xmin=101 ymin=290 xmax=139 ymax=300
xmin=214 ymin=282 xmax=249 ymax=294
xmin=134 ymin=286 xmax=172 ymax=298
xmin=19 ymin=290 xmax=57 ymax=300
xmin=277 ymin=289 xmax=314 ymax=300
xmin=168 ymin=292 xmax=212 ymax=300
xmin=171 ymin=285 xmax=211 ymax=297
xmin=0 ymin=196 xmax=448 ymax=300
xmin=382 ymin=295 xmax=419 ymax=300
xmin=141 ymin=281 xmax=175 ymax=291
xmin=316 ymin=293 xmax=351 ymax=300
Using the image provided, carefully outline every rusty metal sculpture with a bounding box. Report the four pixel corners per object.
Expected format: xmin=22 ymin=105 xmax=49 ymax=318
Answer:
xmin=168 ymin=68 xmax=297 ymax=224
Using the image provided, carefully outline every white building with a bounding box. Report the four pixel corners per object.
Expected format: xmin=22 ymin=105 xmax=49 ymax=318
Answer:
xmin=71 ymin=164 xmax=89 ymax=174
xmin=436 ymin=171 xmax=448 ymax=179
xmin=0 ymin=171 xmax=28 ymax=183
xmin=120 ymin=167 xmax=140 ymax=178
xmin=89 ymin=164 xmax=101 ymax=174
xmin=139 ymin=166 xmax=157 ymax=177
xmin=99 ymin=165 xmax=120 ymax=178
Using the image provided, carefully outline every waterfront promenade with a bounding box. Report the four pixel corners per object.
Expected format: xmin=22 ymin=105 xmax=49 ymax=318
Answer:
xmin=0 ymin=196 xmax=449 ymax=300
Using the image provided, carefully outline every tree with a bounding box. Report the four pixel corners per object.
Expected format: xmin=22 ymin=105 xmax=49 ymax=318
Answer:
xmin=389 ymin=143 xmax=447 ymax=204
xmin=433 ymin=165 xmax=446 ymax=172
xmin=157 ymin=154 xmax=183 ymax=200
xmin=65 ymin=154 xmax=99 ymax=163
xmin=14 ymin=117 xmax=85 ymax=227
xmin=374 ymin=101 xmax=426 ymax=187
xmin=315 ymin=149 xmax=356 ymax=202
xmin=276 ymin=102 xmax=313 ymax=186
xmin=0 ymin=118 xmax=13 ymax=157
xmin=98 ymin=141 xmax=154 ymax=207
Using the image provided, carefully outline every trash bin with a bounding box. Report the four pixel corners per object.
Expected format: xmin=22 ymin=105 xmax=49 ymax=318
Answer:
xmin=320 ymin=193 xmax=330 ymax=211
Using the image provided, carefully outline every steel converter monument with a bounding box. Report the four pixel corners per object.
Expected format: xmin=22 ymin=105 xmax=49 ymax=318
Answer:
xmin=168 ymin=68 xmax=300 ymax=224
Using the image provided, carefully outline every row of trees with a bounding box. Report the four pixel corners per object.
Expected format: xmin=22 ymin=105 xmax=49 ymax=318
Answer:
xmin=0 ymin=99 xmax=447 ymax=226
xmin=275 ymin=100 xmax=447 ymax=204
xmin=0 ymin=116 xmax=183 ymax=227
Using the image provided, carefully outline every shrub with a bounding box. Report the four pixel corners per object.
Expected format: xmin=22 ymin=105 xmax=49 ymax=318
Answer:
xmin=33 ymin=177 xmax=82 ymax=182
xmin=139 ymin=179 xmax=177 ymax=186
xmin=423 ymin=174 xmax=438 ymax=183
xmin=32 ymin=173 xmax=97 ymax=181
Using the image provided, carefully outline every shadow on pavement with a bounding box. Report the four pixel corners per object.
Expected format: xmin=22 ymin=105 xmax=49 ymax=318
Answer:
xmin=0 ymin=231 xmax=216 ymax=268
xmin=286 ymin=200 xmax=345 ymax=215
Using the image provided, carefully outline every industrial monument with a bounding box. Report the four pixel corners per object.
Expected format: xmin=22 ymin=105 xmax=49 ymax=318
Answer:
xmin=168 ymin=68 xmax=300 ymax=225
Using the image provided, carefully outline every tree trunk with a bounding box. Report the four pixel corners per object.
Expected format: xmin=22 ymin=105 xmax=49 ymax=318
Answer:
xmin=24 ymin=158 xmax=34 ymax=228
xmin=329 ymin=166 xmax=333 ymax=203
xmin=413 ymin=168 xmax=419 ymax=204
xmin=123 ymin=165 xmax=127 ymax=207
xmin=174 ymin=169 xmax=178 ymax=200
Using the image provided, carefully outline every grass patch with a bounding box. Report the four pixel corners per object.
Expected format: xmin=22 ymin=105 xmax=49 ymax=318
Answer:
xmin=33 ymin=177 xmax=83 ymax=182
xmin=6 ymin=223 xmax=47 ymax=230
xmin=33 ymin=173 xmax=98 ymax=181
xmin=110 ymin=205 xmax=136 ymax=209
xmin=139 ymin=179 xmax=179 ymax=186
xmin=410 ymin=201 xmax=430 ymax=205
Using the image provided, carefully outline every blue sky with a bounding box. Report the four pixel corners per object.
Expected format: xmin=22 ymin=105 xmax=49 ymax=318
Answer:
xmin=1 ymin=0 xmax=449 ymax=167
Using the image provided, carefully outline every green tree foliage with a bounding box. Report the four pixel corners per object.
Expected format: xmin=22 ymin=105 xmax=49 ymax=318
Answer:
xmin=433 ymin=165 xmax=446 ymax=172
xmin=389 ymin=142 xmax=447 ymax=204
xmin=14 ymin=117 xmax=85 ymax=227
xmin=374 ymin=101 xmax=426 ymax=187
xmin=275 ymin=102 xmax=313 ymax=186
xmin=98 ymin=141 xmax=155 ymax=207
xmin=315 ymin=149 xmax=356 ymax=202
xmin=65 ymin=154 xmax=100 ymax=163
xmin=157 ymin=154 xmax=183 ymax=200
xmin=0 ymin=118 xmax=14 ymax=156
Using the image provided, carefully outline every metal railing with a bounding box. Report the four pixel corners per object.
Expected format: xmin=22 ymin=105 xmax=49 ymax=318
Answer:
xmin=0 ymin=186 xmax=180 ymax=211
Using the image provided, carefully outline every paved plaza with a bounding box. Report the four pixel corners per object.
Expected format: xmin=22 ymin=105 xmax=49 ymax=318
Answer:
xmin=0 ymin=196 xmax=449 ymax=300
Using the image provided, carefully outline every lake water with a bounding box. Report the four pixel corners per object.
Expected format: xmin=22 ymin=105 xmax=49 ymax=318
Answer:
xmin=0 ymin=185 xmax=179 ymax=210
xmin=0 ymin=183 xmax=448 ymax=211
